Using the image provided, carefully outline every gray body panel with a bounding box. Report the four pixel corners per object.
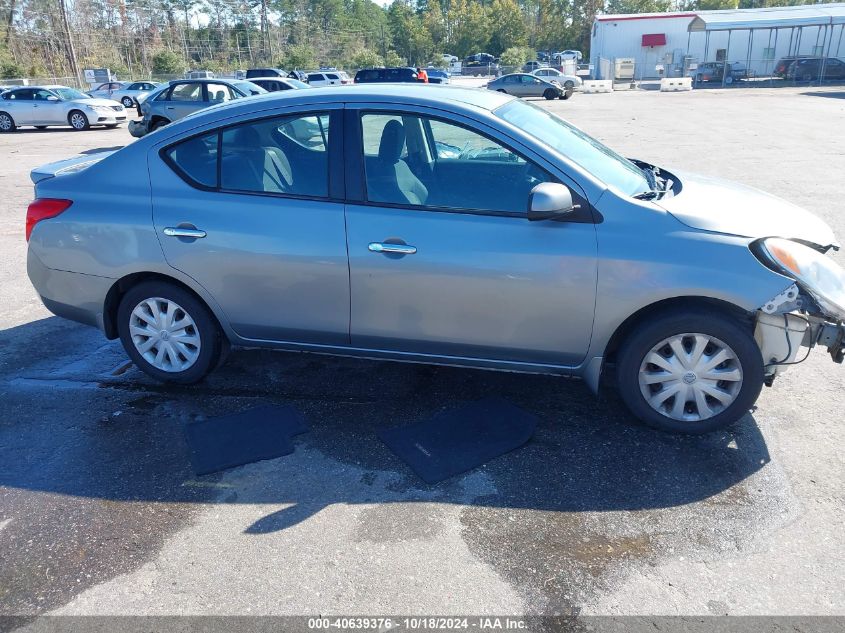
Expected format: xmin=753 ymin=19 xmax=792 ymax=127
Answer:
xmin=27 ymin=85 xmax=813 ymax=389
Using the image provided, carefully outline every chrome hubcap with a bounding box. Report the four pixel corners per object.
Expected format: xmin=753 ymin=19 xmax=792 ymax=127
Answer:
xmin=129 ymin=297 xmax=201 ymax=372
xmin=638 ymin=333 xmax=743 ymax=422
xmin=71 ymin=113 xmax=85 ymax=128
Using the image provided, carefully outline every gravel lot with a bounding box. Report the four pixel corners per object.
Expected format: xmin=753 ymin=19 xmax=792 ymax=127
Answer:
xmin=1 ymin=86 xmax=843 ymax=623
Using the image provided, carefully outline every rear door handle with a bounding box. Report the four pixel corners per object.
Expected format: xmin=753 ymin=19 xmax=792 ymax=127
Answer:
xmin=368 ymin=242 xmax=417 ymax=255
xmin=163 ymin=227 xmax=206 ymax=239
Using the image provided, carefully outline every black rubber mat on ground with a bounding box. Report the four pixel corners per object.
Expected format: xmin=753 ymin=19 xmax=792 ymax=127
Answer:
xmin=378 ymin=397 xmax=537 ymax=484
xmin=184 ymin=404 xmax=308 ymax=475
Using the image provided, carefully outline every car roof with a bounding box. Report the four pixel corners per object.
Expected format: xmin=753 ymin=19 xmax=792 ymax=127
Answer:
xmin=159 ymin=84 xmax=513 ymax=132
xmin=168 ymin=78 xmax=239 ymax=84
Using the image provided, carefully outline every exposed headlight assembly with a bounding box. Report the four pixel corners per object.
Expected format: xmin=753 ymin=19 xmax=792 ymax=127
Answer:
xmin=755 ymin=237 xmax=845 ymax=320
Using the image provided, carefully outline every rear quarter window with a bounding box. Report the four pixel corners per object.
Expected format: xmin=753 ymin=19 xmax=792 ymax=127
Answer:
xmin=164 ymin=132 xmax=218 ymax=188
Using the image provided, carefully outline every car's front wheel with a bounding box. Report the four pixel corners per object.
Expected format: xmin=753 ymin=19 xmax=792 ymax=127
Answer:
xmin=117 ymin=281 xmax=223 ymax=384
xmin=121 ymin=97 xmax=134 ymax=107
xmin=68 ymin=110 xmax=90 ymax=131
xmin=543 ymin=88 xmax=557 ymax=100
xmin=616 ymin=309 xmax=764 ymax=434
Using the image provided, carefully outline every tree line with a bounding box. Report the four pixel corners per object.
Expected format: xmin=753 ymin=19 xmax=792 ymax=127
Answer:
xmin=0 ymin=0 xmax=835 ymax=81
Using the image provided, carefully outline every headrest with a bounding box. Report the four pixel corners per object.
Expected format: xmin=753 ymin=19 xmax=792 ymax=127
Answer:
xmin=378 ymin=119 xmax=405 ymax=163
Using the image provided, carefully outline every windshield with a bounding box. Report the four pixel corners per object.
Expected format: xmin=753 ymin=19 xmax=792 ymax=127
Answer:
xmin=495 ymin=99 xmax=651 ymax=196
xmin=233 ymin=81 xmax=267 ymax=96
xmin=53 ymin=87 xmax=90 ymax=100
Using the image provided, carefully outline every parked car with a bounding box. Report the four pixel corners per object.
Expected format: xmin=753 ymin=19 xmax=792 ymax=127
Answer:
xmin=306 ymin=70 xmax=351 ymax=86
xmin=354 ymin=67 xmax=424 ymax=83
xmin=486 ymin=73 xmax=572 ymax=99
xmin=773 ymin=55 xmax=812 ymax=78
xmin=531 ymin=67 xmax=582 ymax=90
xmin=461 ymin=61 xmax=500 ymax=76
xmin=246 ymin=68 xmax=288 ymax=79
xmin=128 ymin=78 xmax=265 ymax=138
xmin=785 ymin=57 xmax=845 ymax=81
xmin=26 ymin=84 xmax=845 ymax=434
xmin=692 ymin=61 xmax=746 ymax=85
xmin=248 ymin=77 xmax=311 ymax=92
xmin=288 ymin=70 xmax=309 ymax=82
xmin=0 ymin=85 xmax=125 ymax=132
xmin=424 ymin=68 xmax=450 ymax=84
xmin=522 ymin=61 xmax=544 ymax=72
xmin=87 ymin=80 xmax=160 ymax=108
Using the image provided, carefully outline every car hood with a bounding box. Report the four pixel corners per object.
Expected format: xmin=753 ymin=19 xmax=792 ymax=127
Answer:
xmin=657 ymin=170 xmax=838 ymax=250
xmin=71 ymin=97 xmax=123 ymax=107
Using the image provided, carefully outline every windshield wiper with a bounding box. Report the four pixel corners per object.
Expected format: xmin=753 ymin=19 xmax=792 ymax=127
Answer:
xmin=633 ymin=190 xmax=660 ymax=200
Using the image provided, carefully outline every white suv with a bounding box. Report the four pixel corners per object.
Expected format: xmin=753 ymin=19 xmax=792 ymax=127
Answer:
xmin=306 ymin=70 xmax=351 ymax=87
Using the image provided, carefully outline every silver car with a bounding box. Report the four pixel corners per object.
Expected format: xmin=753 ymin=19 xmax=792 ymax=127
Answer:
xmin=87 ymin=80 xmax=161 ymax=108
xmin=130 ymin=78 xmax=266 ymax=137
xmin=487 ymin=73 xmax=572 ymax=100
xmin=25 ymin=85 xmax=845 ymax=433
xmin=0 ymin=85 xmax=126 ymax=132
xmin=532 ymin=67 xmax=583 ymax=91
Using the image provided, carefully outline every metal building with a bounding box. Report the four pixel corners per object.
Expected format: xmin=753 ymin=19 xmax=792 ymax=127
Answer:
xmin=590 ymin=3 xmax=845 ymax=81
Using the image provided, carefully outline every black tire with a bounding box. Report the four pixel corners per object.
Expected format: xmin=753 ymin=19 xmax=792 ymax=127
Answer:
xmin=616 ymin=308 xmax=764 ymax=434
xmin=117 ymin=281 xmax=222 ymax=384
xmin=68 ymin=110 xmax=90 ymax=131
xmin=564 ymin=80 xmax=574 ymax=90
xmin=151 ymin=119 xmax=169 ymax=132
xmin=543 ymin=88 xmax=557 ymax=100
xmin=35 ymin=125 xmax=48 ymax=130
xmin=0 ymin=111 xmax=15 ymax=132
xmin=121 ymin=96 xmax=134 ymax=107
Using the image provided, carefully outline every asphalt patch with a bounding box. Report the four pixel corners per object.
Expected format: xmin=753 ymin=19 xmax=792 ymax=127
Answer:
xmin=184 ymin=404 xmax=308 ymax=475
xmin=378 ymin=397 xmax=537 ymax=484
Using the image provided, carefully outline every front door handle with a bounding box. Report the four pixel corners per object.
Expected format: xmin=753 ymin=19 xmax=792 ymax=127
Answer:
xmin=368 ymin=242 xmax=417 ymax=255
xmin=163 ymin=227 xmax=207 ymax=239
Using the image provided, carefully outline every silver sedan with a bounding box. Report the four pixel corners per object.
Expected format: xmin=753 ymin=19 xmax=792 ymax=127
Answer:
xmin=87 ymin=81 xmax=161 ymax=108
xmin=24 ymin=85 xmax=845 ymax=433
xmin=0 ymin=85 xmax=126 ymax=131
xmin=486 ymin=73 xmax=572 ymax=100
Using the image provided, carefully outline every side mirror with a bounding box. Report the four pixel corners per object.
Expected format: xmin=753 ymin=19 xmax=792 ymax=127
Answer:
xmin=46 ymin=95 xmax=59 ymax=102
xmin=527 ymin=182 xmax=577 ymax=221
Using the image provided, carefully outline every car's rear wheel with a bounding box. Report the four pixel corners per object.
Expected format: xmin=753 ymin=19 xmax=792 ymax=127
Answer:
xmin=68 ymin=110 xmax=90 ymax=131
xmin=616 ymin=309 xmax=764 ymax=434
xmin=0 ymin=112 xmax=15 ymax=132
xmin=543 ymin=88 xmax=557 ymax=100
xmin=564 ymin=80 xmax=574 ymax=90
xmin=117 ymin=282 xmax=223 ymax=384
xmin=121 ymin=97 xmax=134 ymax=107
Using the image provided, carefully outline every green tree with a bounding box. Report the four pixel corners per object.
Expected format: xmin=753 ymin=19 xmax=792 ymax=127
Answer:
xmin=384 ymin=49 xmax=405 ymax=66
xmin=605 ymin=0 xmax=671 ymax=12
xmin=350 ymin=47 xmax=383 ymax=68
xmin=151 ymin=49 xmax=186 ymax=73
xmin=499 ymin=45 xmax=533 ymax=67
xmin=447 ymin=0 xmax=489 ymax=58
xmin=279 ymin=44 xmax=317 ymax=70
xmin=488 ymin=0 xmax=527 ymax=56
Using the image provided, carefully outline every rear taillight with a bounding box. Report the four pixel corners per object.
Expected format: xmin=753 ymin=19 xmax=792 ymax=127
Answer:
xmin=26 ymin=198 xmax=72 ymax=241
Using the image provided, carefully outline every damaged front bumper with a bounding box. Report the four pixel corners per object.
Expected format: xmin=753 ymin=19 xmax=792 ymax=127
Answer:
xmin=754 ymin=282 xmax=845 ymax=385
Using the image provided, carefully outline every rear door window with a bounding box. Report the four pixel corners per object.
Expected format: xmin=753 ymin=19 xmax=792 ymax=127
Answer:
xmin=170 ymin=83 xmax=203 ymax=102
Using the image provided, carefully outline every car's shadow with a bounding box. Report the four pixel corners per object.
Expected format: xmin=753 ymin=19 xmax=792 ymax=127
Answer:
xmin=0 ymin=317 xmax=770 ymax=535
xmin=801 ymin=90 xmax=845 ymax=99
